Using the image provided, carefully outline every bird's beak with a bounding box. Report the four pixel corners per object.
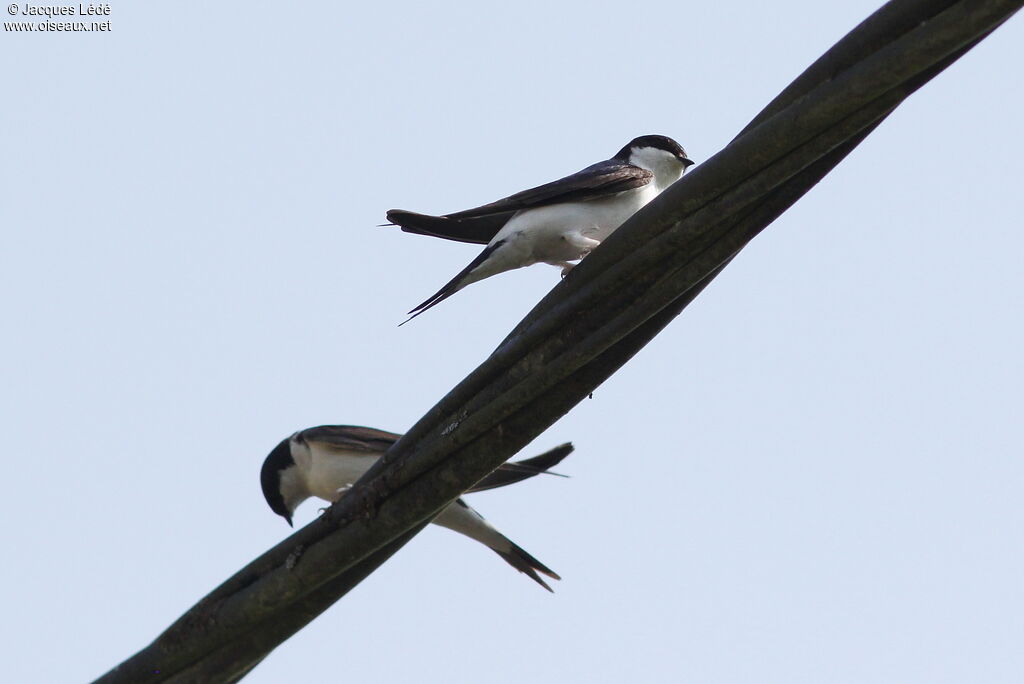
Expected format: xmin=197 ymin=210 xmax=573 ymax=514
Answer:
xmin=285 ymin=514 xmax=294 ymax=528
xmin=681 ymin=157 xmax=695 ymax=168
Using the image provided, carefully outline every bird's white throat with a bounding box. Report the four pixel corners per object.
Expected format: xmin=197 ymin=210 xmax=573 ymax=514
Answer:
xmin=628 ymin=146 xmax=686 ymax=189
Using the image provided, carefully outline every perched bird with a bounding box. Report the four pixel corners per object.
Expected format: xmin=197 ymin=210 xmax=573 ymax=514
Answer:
xmin=387 ymin=134 xmax=694 ymax=322
xmin=260 ymin=425 xmax=572 ymax=591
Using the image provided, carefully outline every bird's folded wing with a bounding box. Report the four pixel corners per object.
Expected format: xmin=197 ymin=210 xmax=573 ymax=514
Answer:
xmin=469 ymin=443 xmax=573 ymax=492
xmin=299 ymin=425 xmax=401 ymax=453
xmin=384 ymin=210 xmax=510 ymax=245
xmin=300 ymin=428 xmax=572 ymax=490
xmin=386 ymin=160 xmax=651 ymax=245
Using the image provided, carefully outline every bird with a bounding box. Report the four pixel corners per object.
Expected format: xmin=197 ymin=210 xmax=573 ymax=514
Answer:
xmin=260 ymin=424 xmax=572 ymax=591
xmin=386 ymin=134 xmax=694 ymax=322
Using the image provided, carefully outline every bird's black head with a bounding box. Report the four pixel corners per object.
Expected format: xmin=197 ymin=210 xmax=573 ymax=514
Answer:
xmin=260 ymin=437 xmax=296 ymax=526
xmin=614 ymin=134 xmax=693 ymax=168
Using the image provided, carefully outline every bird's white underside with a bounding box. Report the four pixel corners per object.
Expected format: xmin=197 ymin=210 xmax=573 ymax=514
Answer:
xmin=281 ymin=438 xmax=512 ymax=553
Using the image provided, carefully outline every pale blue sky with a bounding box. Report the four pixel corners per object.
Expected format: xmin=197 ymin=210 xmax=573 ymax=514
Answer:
xmin=2 ymin=2 xmax=1022 ymax=683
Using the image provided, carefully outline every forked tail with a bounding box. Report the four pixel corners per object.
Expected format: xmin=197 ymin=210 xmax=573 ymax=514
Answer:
xmin=400 ymin=240 xmax=506 ymax=325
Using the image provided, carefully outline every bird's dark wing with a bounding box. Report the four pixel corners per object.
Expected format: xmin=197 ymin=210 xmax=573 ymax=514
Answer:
xmin=469 ymin=443 xmax=573 ymax=493
xmin=386 ymin=159 xmax=652 ymax=245
xmin=384 ymin=210 xmax=510 ymax=245
xmin=448 ymin=160 xmax=653 ymax=218
xmin=299 ymin=425 xmax=401 ymax=453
